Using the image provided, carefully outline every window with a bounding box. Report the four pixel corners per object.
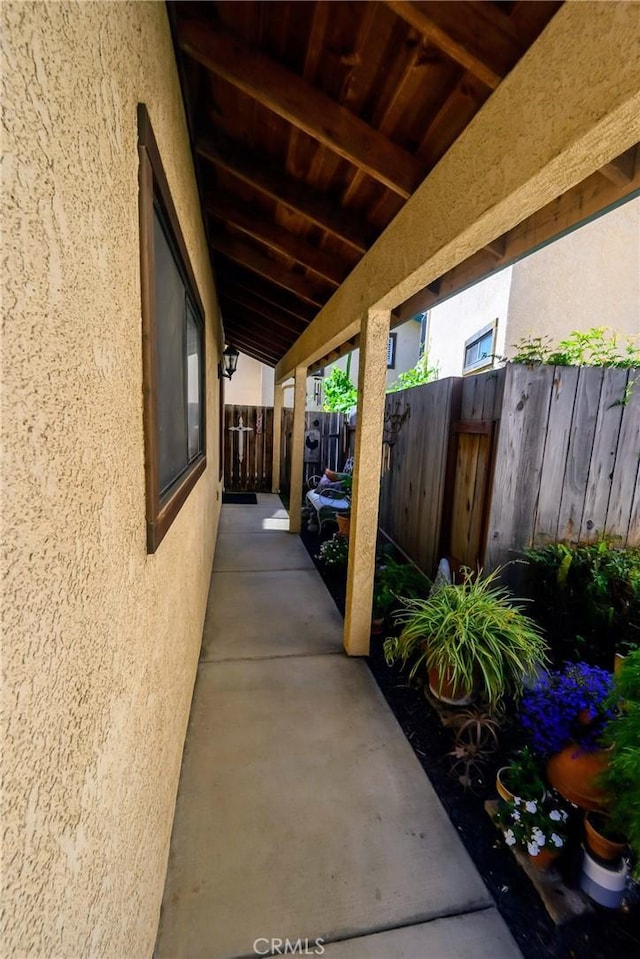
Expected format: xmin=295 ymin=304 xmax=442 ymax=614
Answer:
xmin=463 ymin=320 xmax=497 ymax=374
xmin=387 ymin=333 xmax=397 ymax=369
xmin=138 ymin=104 xmax=206 ymax=553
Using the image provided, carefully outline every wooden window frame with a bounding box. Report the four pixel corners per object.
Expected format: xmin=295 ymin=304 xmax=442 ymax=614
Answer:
xmin=387 ymin=332 xmax=398 ymax=369
xmin=138 ymin=104 xmax=206 ymax=553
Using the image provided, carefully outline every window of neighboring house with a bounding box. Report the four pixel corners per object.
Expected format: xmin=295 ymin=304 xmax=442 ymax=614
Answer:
xmin=387 ymin=333 xmax=398 ymax=369
xmin=463 ymin=320 xmax=497 ymax=374
xmin=138 ymin=104 xmax=206 ymax=553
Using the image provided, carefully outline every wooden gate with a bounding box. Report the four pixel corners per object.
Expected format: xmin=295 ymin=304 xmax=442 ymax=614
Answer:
xmin=445 ymin=420 xmax=496 ymax=571
xmin=224 ymin=404 xmax=274 ymax=491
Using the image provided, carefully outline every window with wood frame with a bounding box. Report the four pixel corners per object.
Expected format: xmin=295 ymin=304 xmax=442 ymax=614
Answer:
xmin=463 ymin=320 xmax=497 ymax=374
xmin=138 ymin=104 xmax=206 ymax=553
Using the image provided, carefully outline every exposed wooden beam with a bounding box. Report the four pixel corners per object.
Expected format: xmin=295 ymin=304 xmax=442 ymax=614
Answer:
xmin=207 ymin=196 xmax=346 ymax=286
xmin=209 ymin=233 xmax=329 ymax=307
xmin=178 ymin=19 xmax=423 ymax=197
xmin=599 ymin=146 xmax=637 ymax=186
xmin=220 ymin=265 xmax=318 ymax=323
xmin=224 ymin=335 xmax=278 ymax=367
xmin=223 ymin=319 xmax=292 ymax=361
xmin=197 ymin=136 xmax=373 ymax=255
xmin=383 ymin=1 xmax=502 ymax=90
xmin=221 ymin=287 xmax=309 ymax=336
xmin=219 ymin=303 xmax=298 ymax=350
xmin=485 ymin=236 xmax=507 ymax=260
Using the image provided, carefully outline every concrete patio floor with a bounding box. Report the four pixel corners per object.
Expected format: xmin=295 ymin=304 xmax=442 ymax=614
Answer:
xmin=155 ymin=495 xmax=522 ymax=959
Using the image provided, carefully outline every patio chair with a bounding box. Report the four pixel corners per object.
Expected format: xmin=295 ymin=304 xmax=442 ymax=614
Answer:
xmin=303 ymin=457 xmax=353 ymax=533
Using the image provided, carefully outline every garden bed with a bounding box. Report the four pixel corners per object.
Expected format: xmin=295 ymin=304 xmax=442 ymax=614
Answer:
xmin=298 ymin=523 xmax=640 ymax=959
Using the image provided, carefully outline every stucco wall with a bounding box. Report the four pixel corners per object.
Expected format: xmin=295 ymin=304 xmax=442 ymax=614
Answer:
xmin=426 ymin=269 xmax=512 ymax=378
xmin=505 ymin=197 xmax=640 ymax=352
xmin=2 ymin=3 xmax=222 ymax=957
xmin=224 ymin=353 xmax=275 ymax=407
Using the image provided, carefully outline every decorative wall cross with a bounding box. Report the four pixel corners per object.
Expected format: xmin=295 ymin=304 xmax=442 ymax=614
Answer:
xmin=229 ymin=415 xmax=253 ymax=466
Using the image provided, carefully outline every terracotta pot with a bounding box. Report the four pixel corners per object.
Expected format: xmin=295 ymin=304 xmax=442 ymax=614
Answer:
xmin=370 ymin=616 xmax=385 ymax=636
xmin=336 ymin=514 xmax=350 ymax=537
xmin=614 ymin=652 xmax=626 ymax=676
xmin=528 ymin=847 xmax=560 ymax=871
xmin=584 ymin=812 xmax=627 ymax=863
xmin=546 ymin=744 xmax=611 ymax=812
xmin=428 ymin=665 xmax=472 ymax=706
xmin=496 ymin=767 xmax=545 ymax=805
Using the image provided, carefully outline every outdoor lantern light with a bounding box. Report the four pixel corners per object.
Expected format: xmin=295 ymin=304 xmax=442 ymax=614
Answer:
xmin=219 ymin=345 xmax=240 ymax=380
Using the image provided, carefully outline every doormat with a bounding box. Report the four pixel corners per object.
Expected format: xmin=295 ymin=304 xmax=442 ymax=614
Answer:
xmin=222 ymin=492 xmax=258 ymax=505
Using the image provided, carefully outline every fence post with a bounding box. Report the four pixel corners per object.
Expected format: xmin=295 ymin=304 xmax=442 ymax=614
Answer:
xmin=289 ymin=366 xmax=307 ymax=533
xmin=272 ymin=384 xmax=283 ymax=493
xmin=344 ymin=308 xmax=390 ymax=656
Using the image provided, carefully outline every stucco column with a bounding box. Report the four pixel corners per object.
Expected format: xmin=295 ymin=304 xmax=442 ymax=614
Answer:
xmin=344 ymin=309 xmax=390 ymax=656
xmin=288 ymin=365 xmax=307 ymax=533
xmin=272 ymin=383 xmax=283 ymax=493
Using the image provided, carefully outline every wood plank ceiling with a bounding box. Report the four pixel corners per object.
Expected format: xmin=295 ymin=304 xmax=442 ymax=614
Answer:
xmin=168 ymin=0 xmax=562 ymax=367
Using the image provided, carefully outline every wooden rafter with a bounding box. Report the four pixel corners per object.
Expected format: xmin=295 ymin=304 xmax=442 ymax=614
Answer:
xmin=178 ymin=18 xmax=423 ymax=197
xmin=209 ymin=233 xmax=329 ymax=307
xmin=219 ymin=301 xmax=302 ymax=349
xmin=221 ymin=286 xmax=309 ymax=337
xmin=206 ymin=196 xmax=346 ymax=286
xmin=223 ymin=319 xmax=293 ymax=360
xmin=220 ymin=267 xmax=318 ymax=324
xmin=223 ymin=335 xmax=279 ymax=367
xmin=197 ymin=136 xmax=373 ymax=255
xmin=383 ymin=1 xmax=503 ymax=90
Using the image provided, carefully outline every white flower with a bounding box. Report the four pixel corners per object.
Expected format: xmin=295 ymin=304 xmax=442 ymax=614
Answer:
xmin=549 ymin=809 xmax=562 ymax=821
xmin=512 ymin=810 xmax=521 ymax=821
xmin=513 ymin=796 xmax=521 ymax=806
xmin=525 ymin=800 xmax=537 ymax=813
xmin=561 ymin=811 xmax=569 ymax=822
xmin=504 ymin=829 xmax=516 ymax=846
xmin=527 ymin=841 xmax=540 ymax=856
xmin=551 ymin=833 xmax=564 ymax=848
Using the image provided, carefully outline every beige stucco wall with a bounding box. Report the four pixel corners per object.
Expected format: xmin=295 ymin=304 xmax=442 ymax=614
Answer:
xmin=426 ymin=269 xmax=512 ymax=378
xmin=505 ymin=196 xmax=640 ymax=352
xmin=2 ymin=3 xmax=222 ymax=957
xmin=224 ymin=353 xmax=275 ymax=407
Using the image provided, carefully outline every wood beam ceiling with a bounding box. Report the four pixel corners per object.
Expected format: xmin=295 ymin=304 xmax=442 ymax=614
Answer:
xmin=206 ymin=196 xmax=347 ymax=286
xmin=221 ymin=285 xmax=309 ymax=337
xmin=219 ymin=265 xmax=318 ymax=323
xmin=224 ymin=334 xmax=279 ymax=367
xmin=208 ymin=233 xmax=329 ymax=307
xmin=197 ymin=136 xmax=373 ymax=255
xmin=383 ymin=1 xmax=503 ymax=89
xmin=224 ymin=319 xmax=293 ymax=360
xmin=220 ymin=302 xmax=301 ymax=351
xmin=178 ymin=18 xmax=423 ymax=197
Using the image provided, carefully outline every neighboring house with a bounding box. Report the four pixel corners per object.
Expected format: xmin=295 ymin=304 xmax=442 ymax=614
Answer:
xmin=426 ymin=197 xmax=640 ymax=378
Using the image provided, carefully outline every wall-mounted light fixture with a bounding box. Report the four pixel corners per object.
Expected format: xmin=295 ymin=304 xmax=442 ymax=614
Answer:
xmin=218 ymin=345 xmax=240 ymax=380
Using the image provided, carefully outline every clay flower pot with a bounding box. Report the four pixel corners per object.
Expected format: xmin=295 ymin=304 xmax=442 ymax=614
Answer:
xmin=584 ymin=812 xmax=627 ymax=863
xmin=528 ymin=847 xmax=560 ymax=871
xmin=496 ymin=767 xmax=545 ymax=805
xmin=428 ymin=665 xmax=473 ymax=706
xmin=546 ymin=744 xmax=611 ymax=812
xmin=336 ymin=513 xmax=350 ymax=537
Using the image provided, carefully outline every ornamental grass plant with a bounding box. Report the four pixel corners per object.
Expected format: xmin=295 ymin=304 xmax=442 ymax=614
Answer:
xmin=383 ymin=566 xmax=549 ymax=711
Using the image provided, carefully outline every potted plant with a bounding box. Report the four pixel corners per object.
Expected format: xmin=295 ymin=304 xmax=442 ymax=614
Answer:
xmin=315 ymin=533 xmax=349 ymax=570
xmin=496 ymin=746 xmax=545 ymax=804
xmin=371 ymin=558 xmax=430 ymax=633
xmin=495 ymin=793 xmax=570 ymax=871
xmin=383 ymin=566 xmax=548 ymax=710
xmin=371 ymin=583 xmax=394 ymax=634
xmin=519 ymin=662 xmax=615 ymax=810
xmin=597 ymin=649 xmax=640 ymax=878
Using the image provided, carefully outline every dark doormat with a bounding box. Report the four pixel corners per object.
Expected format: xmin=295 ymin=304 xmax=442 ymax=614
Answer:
xmin=222 ymin=492 xmax=258 ymax=505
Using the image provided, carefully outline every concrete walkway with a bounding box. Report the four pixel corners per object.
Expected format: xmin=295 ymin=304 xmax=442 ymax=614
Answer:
xmin=155 ymin=495 xmax=522 ymax=959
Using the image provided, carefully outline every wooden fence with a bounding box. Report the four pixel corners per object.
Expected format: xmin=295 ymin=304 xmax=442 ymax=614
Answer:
xmin=224 ymin=404 xmax=274 ymax=491
xmin=280 ymin=410 xmax=349 ymax=494
xmin=379 ymin=365 xmax=639 ymax=578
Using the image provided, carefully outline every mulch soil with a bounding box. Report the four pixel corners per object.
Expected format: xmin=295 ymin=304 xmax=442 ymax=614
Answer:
xmin=298 ymin=522 xmax=640 ymax=959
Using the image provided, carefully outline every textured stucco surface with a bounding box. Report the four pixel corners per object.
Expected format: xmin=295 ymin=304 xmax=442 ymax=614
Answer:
xmin=506 ymin=197 xmax=640 ymax=349
xmin=2 ymin=3 xmax=222 ymax=956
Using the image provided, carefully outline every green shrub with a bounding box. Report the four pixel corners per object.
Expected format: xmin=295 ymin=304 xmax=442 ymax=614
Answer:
xmin=316 ymin=534 xmax=349 ymax=568
xmin=523 ymin=542 xmax=640 ymax=667
xmin=510 ymin=327 xmax=640 ymax=368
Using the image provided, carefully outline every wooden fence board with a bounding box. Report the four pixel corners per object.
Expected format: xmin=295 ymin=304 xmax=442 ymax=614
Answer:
xmin=484 ymin=364 xmax=555 ymax=569
xmin=534 ymin=366 xmax=580 ymax=544
xmin=605 ymin=369 xmax=640 ymax=542
xmin=556 ymin=367 xmax=604 ymax=542
xmin=579 ymin=368 xmax=629 ymax=542
xmin=628 ymin=472 xmax=640 ymax=547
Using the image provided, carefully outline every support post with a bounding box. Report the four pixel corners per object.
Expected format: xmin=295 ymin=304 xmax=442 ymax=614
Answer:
xmin=288 ymin=365 xmax=307 ymax=533
xmin=272 ymin=384 xmax=283 ymax=492
xmin=344 ymin=309 xmax=391 ymax=655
